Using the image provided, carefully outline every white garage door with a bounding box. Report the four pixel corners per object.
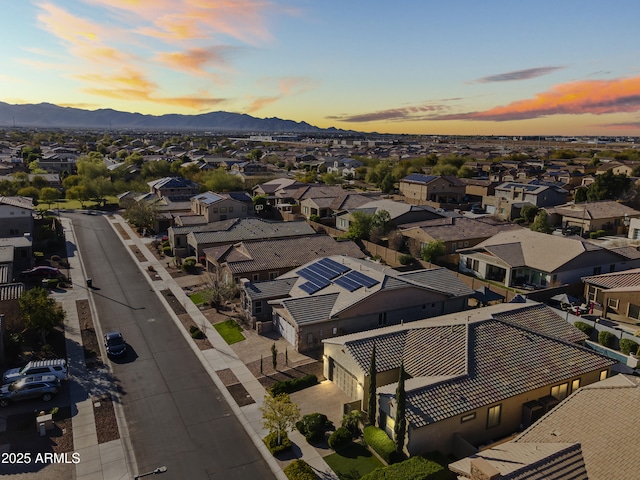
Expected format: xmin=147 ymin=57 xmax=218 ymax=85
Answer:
xmin=334 ymin=362 xmax=357 ymax=399
xmin=274 ymin=315 xmax=296 ymax=346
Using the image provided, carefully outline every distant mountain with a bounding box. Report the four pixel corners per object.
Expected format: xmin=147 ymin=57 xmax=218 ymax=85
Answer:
xmin=0 ymin=102 xmax=342 ymax=133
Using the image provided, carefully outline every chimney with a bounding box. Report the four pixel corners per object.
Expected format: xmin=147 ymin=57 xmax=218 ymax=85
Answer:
xmin=470 ymin=458 xmax=501 ymax=480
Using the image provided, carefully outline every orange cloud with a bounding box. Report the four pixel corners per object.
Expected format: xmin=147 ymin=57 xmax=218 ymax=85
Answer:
xmin=246 ymin=76 xmax=318 ymax=112
xmin=246 ymin=96 xmax=280 ymax=113
xmin=156 ymin=46 xmax=236 ymax=77
xmin=434 ymin=76 xmax=640 ymax=122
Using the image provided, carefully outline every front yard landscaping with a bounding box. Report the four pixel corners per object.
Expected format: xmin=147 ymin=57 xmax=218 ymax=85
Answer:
xmin=214 ymin=319 xmax=246 ymax=344
xmin=324 ymin=441 xmax=384 ymax=480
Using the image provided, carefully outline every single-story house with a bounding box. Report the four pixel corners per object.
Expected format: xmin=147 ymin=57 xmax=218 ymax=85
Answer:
xmin=335 ymin=199 xmax=446 ymax=232
xmin=322 ymin=302 xmax=613 ymax=457
xmin=582 ymin=267 xmax=640 ymax=323
xmin=545 ymin=200 xmax=640 ymax=235
xmin=450 ymin=374 xmax=640 ymax=480
xmin=458 ymin=229 xmax=640 ymax=289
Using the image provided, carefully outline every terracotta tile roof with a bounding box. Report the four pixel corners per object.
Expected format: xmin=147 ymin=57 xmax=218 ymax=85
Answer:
xmin=582 ymin=267 xmax=640 ymax=288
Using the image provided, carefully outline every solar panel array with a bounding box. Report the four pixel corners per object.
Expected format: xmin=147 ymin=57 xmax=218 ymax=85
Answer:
xmin=298 ymin=258 xmax=380 ymax=295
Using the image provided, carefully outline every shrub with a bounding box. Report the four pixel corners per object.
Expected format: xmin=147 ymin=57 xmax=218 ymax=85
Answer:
xmin=619 ymin=338 xmax=639 ymax=355
xmin=328 ymin=427 xmax=352 ymax=450
xmin=189 ymin=325 xmax=205 ymax=339
xmin=596 ymin=229 xmax=606 ymax=237
xmin=263 ymin=431 xmax=292 ymax=455
xmin=162 ymin=245 xmax=172 ymax=255
xmin=363 ymin=425 xmax=396 ymax=464
xmin=589 ymin=231 xmax=599 ymax=239
xmin=162 ymin=240 xmax=170 ymax=248
xmin=296 ymin=412 xmax=334 ymax=442
xmin=598 ymin=331 xmax=616 ymax=348
xmin=270 ymin=374 xmax=318 ymax=396
xmin=284 ymin=459 xmax=317 ymax=480
xmin=574 ymin=321 xmax=593 ymax=336
xmin=309 ymin=214 xmax=321 ymax=223
xmin=513 ymin=217 xmax=525 ymax=224
xmin=361 ymin=455 xmax=450 ymax=480
xmin=182 ymin=257 xmax=197 ymax=272
xmin=399 ymin=254 xmax=415 ymax=266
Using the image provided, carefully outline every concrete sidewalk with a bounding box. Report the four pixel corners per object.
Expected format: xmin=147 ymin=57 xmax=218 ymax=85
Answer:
xmin=105 ymin=214 xmax=339 ymax=480
xmin=56 ymin=217 xmax=133 ymax=480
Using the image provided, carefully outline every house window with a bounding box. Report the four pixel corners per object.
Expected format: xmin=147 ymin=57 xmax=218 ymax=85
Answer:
xmin=608 ymin=298 xmax=619 ymax=309
xmin=599 ymin=370 xmax=608 ymax=381
xmin=254 ymin=301 xmax=262 ymax=314
xmin=472 ymin=259 xmax=479 ymax=271
xmin=463 ymin=241 xmax=469 ymax=247
xmin=461 ymin=412 xmax=476 ymax=423
xmin=487 ymin=404 xmax=502 ymax=428
xmin=269 ymin=271 xmax=278 ymax=280
xmin=593 ymin=266 xmax=601 ymax=275
xmin=213 ymin=207 xmax=218 ymax=213
xmin=551 ymin=382 xmax=569 ymax=400
xmin=220 ymin=207 xmax=227 ymax=213
xmin=466 ymin=258 xmax=472 ymax=269
xmin=458 ymin=242 xmax=463 ymax=248
xmin=252 ymin=274 xmax=259 ymax=281
xmin=229 ymin=207 xmax=233 ymax=212
xmin=571 ymin=378 xmax=581 ymax=393
xmin=319 ymin=329 xmax=323 ymax=339
xmin=242 ymin=206 xmax=246 ymax=212
xmin=378 ymin=312 xmax=387 ymax=326
xmin=552 ymin=274 xmax=557 ymax=283
xmin=609 ymin=264 xmax=615 ymax=273
xmin=629 ymin=303 xmax=640 ymax=320
xmin=307 ymin=333 xmax=314 ymax=345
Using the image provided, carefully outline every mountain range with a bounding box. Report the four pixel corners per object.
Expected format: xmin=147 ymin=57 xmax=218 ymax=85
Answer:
xmin=0 ymin=102 xmax=341 ymax=134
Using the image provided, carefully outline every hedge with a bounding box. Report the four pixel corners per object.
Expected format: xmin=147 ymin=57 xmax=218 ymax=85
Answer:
xmin=296 ymin=413 xmax=334 ymax=442
xmin=263 ymin=431 xmax=293 ymax=455
xmin=270 ymin=374 xmax=318 ymax=396
xmin=284 ymin=459 xmax=317 ymax=480
xmin=363 ymin=426 xmax=396 ymax=464
xmin=598 ymin=331 xmax=616 ymax=348
xmin=619 ymin=338 xmax=639 ymax=355
xmin=399 ymin=254 xmax=415 ymax=266
xmin=573 ymin=321 xmax=593 ymax=336
xmin=328 ymin=427 xmax=352 ymax=450
xmin=361 ymin=456 xmax=451 ymax=480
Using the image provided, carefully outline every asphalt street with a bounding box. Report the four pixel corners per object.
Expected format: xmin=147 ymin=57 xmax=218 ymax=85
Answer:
xmin=66 ymin=212 xmax=275 ymax=480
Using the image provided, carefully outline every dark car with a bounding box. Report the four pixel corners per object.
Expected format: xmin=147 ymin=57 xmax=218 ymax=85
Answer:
xmin=20 ymin=266 xmax=63 ymax=279
xmin=104 ymin=331 xmax=126 ymax=357
xmin=0 ymin=377 xmax=60 ymax=407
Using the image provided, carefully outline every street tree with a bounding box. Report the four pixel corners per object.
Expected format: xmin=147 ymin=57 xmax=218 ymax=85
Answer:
xmin=66 ymin=185 xmax=90 ymax=208
xmin=394 ymin=362 xmax=407 ymax=457
xmin=123 ymin=201 xmax=158 ymax=232
xmin=40 ymin=187 xmax=62 ymax=209
xmin=260 ymin=393 xmax=300 ymax=446
xmin=19 ymin=287 xmax=66 ymax=345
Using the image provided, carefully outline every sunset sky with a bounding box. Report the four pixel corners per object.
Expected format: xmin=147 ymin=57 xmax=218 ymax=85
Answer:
xmin=2 ymin=1 xmax=640 ymax=136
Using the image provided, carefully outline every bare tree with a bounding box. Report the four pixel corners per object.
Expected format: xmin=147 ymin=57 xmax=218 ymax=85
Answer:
xmin=203 ymin=269 xmax=238 ymax=311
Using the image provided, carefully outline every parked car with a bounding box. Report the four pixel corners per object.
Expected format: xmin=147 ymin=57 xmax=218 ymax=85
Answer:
xmin=104 ymin=331 xmax=127 ymax=357
xmin=2 ymin=359 xmax=68 ymax=384
xmin=20 ymin=266 xmax=63 ymax=280
xmin=0 ymin=377 xmax=61 ymax=407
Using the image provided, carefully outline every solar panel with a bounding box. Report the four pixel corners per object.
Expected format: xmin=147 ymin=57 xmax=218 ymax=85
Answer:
xmin=318 ymin=257 xmax=349 ymax=275
xmin=334 ymin=276 xmax=361 ymax=292
xmin=307 ymin=263 xmax=338 ymax=280
xmin=345 ymin=270 xmax=379 ymax=288
xmin=298 ymin=268 xmax=331 ymax=288
xmin=299 ymin=282 xmax=322 ymax=295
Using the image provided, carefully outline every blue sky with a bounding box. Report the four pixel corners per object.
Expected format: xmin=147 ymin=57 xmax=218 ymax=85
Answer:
xmin=1 ymin=1 xmax=640 ymax=135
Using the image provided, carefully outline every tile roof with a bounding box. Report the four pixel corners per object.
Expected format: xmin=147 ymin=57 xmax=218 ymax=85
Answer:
xmin=189 ymin=219 xmax=315 ymax=245
xmin=281 ymin=293 xmax=340 ymax=325
xmin=206 ymin=235 xmax=365 ymax=274
xmin=0 ymin=195 xmax=34 ymax=210
xmin=244 ymin=277 xmax=297 ymax=301
xmin=512 ymin=375 xmax=640 ymax=479
xmin=324 ymin=303 xmax=613 ymax=429
xmin=582 ymin=267 xmax=640 ymax=288
xmin=396 ymin=268 xmax=476 ymax=297
xmin=401 ymin=217 xmax=522 ymax=242
xmin=546 ymin=200 xmax=640 ymax=220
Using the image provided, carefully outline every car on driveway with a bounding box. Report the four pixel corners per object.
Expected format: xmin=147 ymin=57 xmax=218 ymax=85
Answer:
xmin=104 ymin=331 xmax=127 ymax=357
xmin=0 ymin=377 xmax=61 ymax=407
xmin=2 ymin=359 xmax=68 ymax=384
xmin=20 ymin=266 xmax=63 ymax=280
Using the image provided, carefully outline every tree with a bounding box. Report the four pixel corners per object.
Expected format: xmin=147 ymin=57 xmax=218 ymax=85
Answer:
xmin=574 ymin=187 xmax=588 ymax=203
xmin=368 ymin=343 xmax=377 ymax=425
xmin=394 ymin=362 xmax=406 ymax=457
xmin=519 ymin=204 xmax=539 ymax=224
xmin=66 ymin=185 xmax=90 ymax=208
xmin=341 ymin=410 xmax=364 ymax=437
xmin=19 ymin=287 xmax=66 ymax=345
xmin=203 ymin=270 xmax=238 ymax=311
xmin=271 ymin=343 xmax=278 ymax=370
xmin=420 ymin=240 xmax=446 ymax=262
xmin=530 ymin=210 xmax=553 ymax=233
xmin=260 ymin=393 xmax=300 ymax=446
xmin=17 ymin=186 xmax=40 ymax=202
xmin=345 ymin=211 xmax=375 ymax=241
xmin=40 ymin=187 xmax=62 ymax=209
xmin=123 ymin=201 xmax=159 ymax=231
xmin=587 ymin=170 xmax=632 ymax=201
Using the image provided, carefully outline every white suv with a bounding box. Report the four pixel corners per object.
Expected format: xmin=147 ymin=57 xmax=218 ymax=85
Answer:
xmin=2 ymin=359 xmax=68 ymax=384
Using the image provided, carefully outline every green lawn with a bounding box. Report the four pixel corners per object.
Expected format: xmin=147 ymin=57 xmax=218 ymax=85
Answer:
xmin=213 ymin=319 xmax=246 ymax=344
xmin=189 ymin=290 xmax=212 ymax=305
xmin=324 ymin=441 xmax=384 ymax=480
xmin=35 ymin=196 xmax=121 ymax=212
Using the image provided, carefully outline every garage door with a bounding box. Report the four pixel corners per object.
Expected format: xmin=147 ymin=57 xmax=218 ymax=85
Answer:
xmin=274 ymin=315 xmax=296 ymax=346
xmin=334 ymin=362 xmax=357 ymax=399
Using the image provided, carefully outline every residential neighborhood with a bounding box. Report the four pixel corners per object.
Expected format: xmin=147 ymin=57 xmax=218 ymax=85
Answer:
xmin=1 ymin=129 xmax=640 ymax=479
